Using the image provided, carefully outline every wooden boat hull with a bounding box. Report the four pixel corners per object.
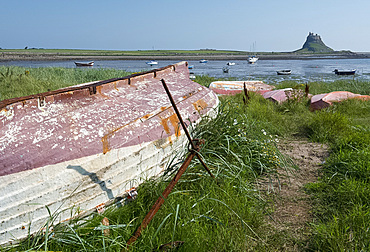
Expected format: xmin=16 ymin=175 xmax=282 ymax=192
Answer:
xmin=262 ymin=88 xmax=293 ymax=103
xmin=0 ymin=61 xmax=219 ymax=245
xmin=310 ymin=91 xmax=370 ymax=110
xmin=209 ymin=81 xmax=274 ymax=95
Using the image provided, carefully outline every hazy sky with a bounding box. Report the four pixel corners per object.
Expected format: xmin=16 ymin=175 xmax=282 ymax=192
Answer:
xmin=1 ymin=0 xmax=369 ymax=52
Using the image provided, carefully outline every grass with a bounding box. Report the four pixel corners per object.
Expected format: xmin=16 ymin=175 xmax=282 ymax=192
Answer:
xmin=1 ymin=67 xmax=370 ymax=251
xmin=278 ymin=79 xmax=370 ymax=95
xmin=0 ymin=66 xmax=132 ymax=100
xmin=303 ymin=99 xmax=370 ymax=251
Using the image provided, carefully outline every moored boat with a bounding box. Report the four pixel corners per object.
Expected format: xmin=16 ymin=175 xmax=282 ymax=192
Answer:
xmin=74 ymin=61 xmax=94 ymax=67
xmin=333 ymin=69 xmax=356 ymax=75
xmin=209 ymin=81 xmax=274 ymax=95
xmin=199 ymin=59 xmax=208 ymax=63
xmin=247 ymin=56 xmax=258 ymax=64
xmin=277 ymin=69 xmax=291 ymax=75
xmin=0 ymin=61 xmax=219 ymax=245
xmin=226 ymin=62 xmax=235 ymax=66
xmin=146 ymin=60 xmax=158 ymax=66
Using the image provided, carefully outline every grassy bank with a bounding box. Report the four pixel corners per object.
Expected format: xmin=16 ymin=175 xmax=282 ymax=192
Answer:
xmin=0 ymin=66 xmax=132 ymax=100
xmin=1 ymin=67 xmax=370 ymax=251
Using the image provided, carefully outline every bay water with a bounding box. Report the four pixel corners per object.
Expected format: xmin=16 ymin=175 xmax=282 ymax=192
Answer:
xmin=1 ymin=58 xmax=370 ymax=84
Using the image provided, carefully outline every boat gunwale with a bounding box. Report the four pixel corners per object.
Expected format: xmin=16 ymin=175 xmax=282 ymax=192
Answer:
xmin=0 ymin=62 xmax=186 ymax=110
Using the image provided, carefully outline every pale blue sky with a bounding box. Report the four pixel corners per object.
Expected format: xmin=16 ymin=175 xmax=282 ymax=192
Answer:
xmin=1 ymin=0 xmax=369 ymax=52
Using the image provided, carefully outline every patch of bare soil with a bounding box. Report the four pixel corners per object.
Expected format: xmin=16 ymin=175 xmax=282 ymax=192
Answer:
xmin=258 ymin=139 xmax=329 ymax=250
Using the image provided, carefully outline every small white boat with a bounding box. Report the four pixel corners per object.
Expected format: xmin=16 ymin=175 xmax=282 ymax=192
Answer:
xmin=226 ymin=62 xmax=235 ymax=66
xmin=199 ymin=59 xmax=208 ymax=63
xmin=146 ymin=60 xmax=158 ymax=66
xmin=247 ymin=56 xmax=258 ymax=64
xmin=277 ymin=70 xmax=291 ymax=75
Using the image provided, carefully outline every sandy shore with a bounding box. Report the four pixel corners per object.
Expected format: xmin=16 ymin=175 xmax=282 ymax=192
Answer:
xmin=0 ymin=52 xmax=368 ymax=61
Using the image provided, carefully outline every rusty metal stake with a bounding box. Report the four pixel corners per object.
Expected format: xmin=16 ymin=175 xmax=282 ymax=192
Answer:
xmin=125 ymin=144 xmax=199 ymax=248
xmin=124 ymin=79 xmax=216 ymax=250
xmin=243 ymin=82 xmax=250 ymax=105
xmin=160 ymin=78 xmax=215 ymax=179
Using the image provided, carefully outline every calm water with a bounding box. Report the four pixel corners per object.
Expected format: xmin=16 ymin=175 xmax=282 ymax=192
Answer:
xmin=1 ymin=58 xmax=370 ymax=84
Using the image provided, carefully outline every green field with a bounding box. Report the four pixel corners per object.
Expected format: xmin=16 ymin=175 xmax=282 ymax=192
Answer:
xmin=0 ymin=48 xmax=248 ymax=56
xmin=1 ymin=67 xmax=369 ymax=251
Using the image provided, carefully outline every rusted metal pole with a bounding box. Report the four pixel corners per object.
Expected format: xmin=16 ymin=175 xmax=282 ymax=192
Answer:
xmin=125 ymin=149 xmax=197 ymax=248
xmin=243 ymin=82 xmax=250 ymax=105
xmin=160 ymin=79 xmax=196 ymax=151
xmin=124 ymin=79 xmax=217 ymax=250
xmin=160 ymin=78 xmax=215 ymax=179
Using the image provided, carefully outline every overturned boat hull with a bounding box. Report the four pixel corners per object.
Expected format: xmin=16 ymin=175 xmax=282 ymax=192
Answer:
xmin=209 ymin=81 xmax=274 ymax=95
xmin=310 ymin=91 xmax=370 ymax=110
xmin=0 ymin=61 xmax=219 ymax=245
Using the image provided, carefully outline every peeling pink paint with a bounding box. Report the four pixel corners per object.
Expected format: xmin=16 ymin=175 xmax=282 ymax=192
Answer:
xmin=0 ymin=62 xmax=217 ymax=176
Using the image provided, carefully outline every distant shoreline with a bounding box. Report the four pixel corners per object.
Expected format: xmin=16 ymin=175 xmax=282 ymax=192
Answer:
xmin=1 ymin=52 xmax=369 ymax=61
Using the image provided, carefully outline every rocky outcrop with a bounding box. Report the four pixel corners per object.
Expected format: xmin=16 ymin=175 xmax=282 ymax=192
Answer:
xmin=296 ymin=32 xmax=334 ymax=53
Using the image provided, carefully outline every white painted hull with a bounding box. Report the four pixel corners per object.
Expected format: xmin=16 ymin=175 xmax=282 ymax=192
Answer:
xmin=0 ymin=129 xmax=187 ymax=245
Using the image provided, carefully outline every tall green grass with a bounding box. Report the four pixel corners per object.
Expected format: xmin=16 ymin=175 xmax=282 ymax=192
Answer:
xmin=0 ymin=66 xmax=131 ymax=100
xmin=278 ymin=79 xmax=370 ymax=95
xmin=303 ymin=98 xmax=370 ymax=251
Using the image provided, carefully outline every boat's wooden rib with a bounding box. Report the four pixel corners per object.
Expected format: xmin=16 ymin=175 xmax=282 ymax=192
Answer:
xmin=0 ymin=61 xmax=219 ymax=245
